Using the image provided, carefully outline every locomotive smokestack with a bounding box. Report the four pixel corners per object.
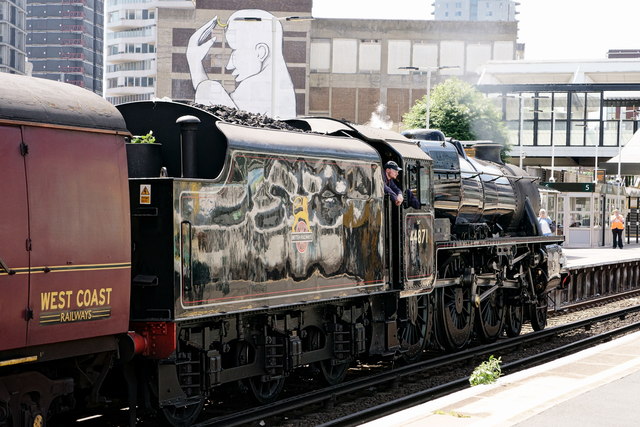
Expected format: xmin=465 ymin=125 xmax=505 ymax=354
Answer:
xmin=176 ymin=115 xmax=201 ymax=178
xmin=473 ymin=142 xmax=504 ymax=165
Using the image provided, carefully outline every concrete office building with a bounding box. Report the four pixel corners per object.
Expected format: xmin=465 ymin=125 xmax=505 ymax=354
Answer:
xmin=433 ymin=0 xmax=518 ymax=21
xmin=26 ymin=0 xmax=105 ymax=94
xmin=308 ymin=18 xmax=516 ymax=125
xmin=104 ymin=0 xmax=195 ymax=105
xmin=0 ymin=0 xmax=27 ymax=74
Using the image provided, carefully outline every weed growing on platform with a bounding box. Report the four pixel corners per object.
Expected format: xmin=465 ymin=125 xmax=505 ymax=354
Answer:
xmin=469 ymin=355 xmax=502 ymax=386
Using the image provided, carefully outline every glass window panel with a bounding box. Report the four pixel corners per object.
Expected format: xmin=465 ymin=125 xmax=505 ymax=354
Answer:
xmin=332 ymin=39 xmax=357 ymax=73
xmin=621 ymin=120 xmax=634 ymax=147
xmin=537 ymin=120 xmax=551 ymax=146
xmin=420 ymin=166 xmax=430 ymax=206
xmin=557 ymin=195 xmax=566 ymax=235
xmin=519 ymin=94 xmax=536 ymax=120
xmin=534 ymin=93 xmax=552 ymax=120
xmin=569 ymin=196 xmax=591 ymax=228
xmin=504 ymin=96 xmax=520 ymax=121
xmin=439 ymin=41 xmax=464 ymax=74
xmin=603 ymin=120 xmax=618 ymax=146
xmin=359 ymin=41 xmax=381 ymax=72
xmin=412 ymin=43 xmax=438 ymax=69
xmin=309 ymin=37 xmax=334 ymax=64
xmin=466 ymin=43 xmax=491 ymax=73
xmin=504 ymin=121 xmax=519 ymax=146
xmin=552 ymin=119 xmax=566 ymax=146
xmin=554 ymin=93 xmax=568 ymax=114
xmin=570 ymin=122 xmax=586 ymax=146
xmin=584 ymin=123 xmax=600 ymax=147
xmin=571 ymin=93 xmax=586 ymax=120
xmin=586 ymin=93 xmax=601 ymax=120
xmin=522 ymin=121 xmax=534 ymax=146
xmin=387 ymin=40 xmax=411 ymax=75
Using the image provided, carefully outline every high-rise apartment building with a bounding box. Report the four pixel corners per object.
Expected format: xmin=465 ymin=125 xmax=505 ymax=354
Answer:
xmin=432 ymin=0 xmax=518 ymax=21
xmin=104 ymin=0 xmax=194 ymax=105
xmin=0 ymin=0 xmax=27 ymax=74
xmin=26 ymin=0 xmax=104 ymax=94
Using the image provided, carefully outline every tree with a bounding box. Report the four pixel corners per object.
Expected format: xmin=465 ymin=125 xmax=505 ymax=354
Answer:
xmin=403 ymin=78 xmax=509 ymax=147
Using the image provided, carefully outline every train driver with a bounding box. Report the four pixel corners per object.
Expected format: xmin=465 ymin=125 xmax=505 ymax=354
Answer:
xmin=383 ymin=161 xmax=420 ymax=209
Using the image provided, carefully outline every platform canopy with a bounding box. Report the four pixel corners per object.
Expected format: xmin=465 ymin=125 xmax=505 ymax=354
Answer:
xmin=604 ymin=129 xmax=640 ymax=175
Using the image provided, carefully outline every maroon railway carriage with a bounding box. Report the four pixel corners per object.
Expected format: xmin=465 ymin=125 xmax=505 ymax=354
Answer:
xmin=0 ymin=74 xmax=131 ymax=425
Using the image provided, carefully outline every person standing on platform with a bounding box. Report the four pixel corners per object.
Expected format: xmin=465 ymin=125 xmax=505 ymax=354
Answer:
xmin=611 ymin=208 xmax=625 ymax=249
xmin=538 ymin=209 xmax=554 ymax=236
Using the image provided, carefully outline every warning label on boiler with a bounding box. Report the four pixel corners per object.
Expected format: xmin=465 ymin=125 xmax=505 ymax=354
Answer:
xmin=140 ymin=185 xmax=151 ymax=205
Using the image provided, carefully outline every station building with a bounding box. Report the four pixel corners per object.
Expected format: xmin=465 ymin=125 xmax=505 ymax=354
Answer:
xmin=477 ymin=61 xmax=640 ymax=248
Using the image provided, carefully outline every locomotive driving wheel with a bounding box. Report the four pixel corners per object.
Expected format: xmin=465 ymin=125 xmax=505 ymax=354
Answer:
xmin=529 ymin=295 xmax=548 ymax=331
xmin=504 ymin=303 xmax=524 ymax=337
xmin=475 ymin=288 xmax=506 ymax=343
xmin=398 ymin=294 xmax=433 ymax=362
xmin=436 ymin=257 xmax=474 ymax=350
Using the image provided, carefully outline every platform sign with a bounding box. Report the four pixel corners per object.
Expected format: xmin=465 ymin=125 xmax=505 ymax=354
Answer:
xmin=140 ymin=184 xmax=151 ymax=204
xmin=542 ymin=182 xmax=595 ymax=192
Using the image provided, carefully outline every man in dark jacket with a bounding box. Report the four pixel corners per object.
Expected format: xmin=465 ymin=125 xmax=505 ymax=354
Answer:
xmin=383 ymin=161 xmax=420 ymax=209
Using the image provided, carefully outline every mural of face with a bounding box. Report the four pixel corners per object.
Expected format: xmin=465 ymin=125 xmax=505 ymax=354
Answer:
xmin=225 ymin=19 xmax=270 ymax=83
xmin=186 ymin=9 xmax=297 ymax=118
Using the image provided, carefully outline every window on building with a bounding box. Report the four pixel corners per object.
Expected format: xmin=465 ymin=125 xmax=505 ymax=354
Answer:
xmin=569 ymin=197 xmax=591 ymax=228
xmin=332 ymin=39 xmax=357 ymax=73
xmin=310 ymin=39 xmax=330 ymax=72
xmin=455 ymin=11 xmax=462 ymax=16
xmin=412 ymin=43 xmax=438 ymax=69
xmin=387 ymin=40 xmax=411 ymax=75
xmin=358 ymin=40 xmax=381 ymax=72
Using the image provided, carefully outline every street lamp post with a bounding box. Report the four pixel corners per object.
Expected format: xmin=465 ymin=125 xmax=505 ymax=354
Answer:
xmin=550 ymin=109 xmax=556 ymax=182
xmin=518 ymin=96 xmax=524 ymax=169
xmin=399 ymin=65 xmax=459 ymax=129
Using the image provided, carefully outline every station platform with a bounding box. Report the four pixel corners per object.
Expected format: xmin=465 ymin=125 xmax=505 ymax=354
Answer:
xmin=362 ymin=331 xmax=640 ymax=427
xmin=562 ymin=242 xmax=640 ymax=269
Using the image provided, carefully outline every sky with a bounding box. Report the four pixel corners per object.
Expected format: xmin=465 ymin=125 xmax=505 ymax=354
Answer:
xmin=312 ymin=0 xmax=640 ymax=61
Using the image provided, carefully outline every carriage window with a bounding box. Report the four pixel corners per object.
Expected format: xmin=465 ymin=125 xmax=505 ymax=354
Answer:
xmin=419 ymin=165 xmax=430 ymax=206
xmin=408 ymin=161 xmax=430 ymax=208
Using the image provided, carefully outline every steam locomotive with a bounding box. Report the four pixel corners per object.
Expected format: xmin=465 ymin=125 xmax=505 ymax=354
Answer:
xmin=0 ymin=73 xmax=563 ymax=426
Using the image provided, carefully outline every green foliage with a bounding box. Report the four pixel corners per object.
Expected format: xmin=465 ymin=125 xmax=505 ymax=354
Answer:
xmin=131 ymin=130 xmax=156 ymax=144
xmin=469 ymin=355 xmax=502 ymax=386
xmin=403 ymin=78 xmax=510 ymax=153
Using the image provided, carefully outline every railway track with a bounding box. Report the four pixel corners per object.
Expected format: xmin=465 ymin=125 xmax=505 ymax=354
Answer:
xmin=325 ymin=317 xmax=640 ymax=426
xmin=192 ymin=304 xmax=640 ymax=427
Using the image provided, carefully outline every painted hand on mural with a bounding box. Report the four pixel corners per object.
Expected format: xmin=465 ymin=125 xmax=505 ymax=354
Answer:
xmin=186 ymin=10 xmax=297 ymax=119
xmin=187 ymin=17 xmax=235 ymax=108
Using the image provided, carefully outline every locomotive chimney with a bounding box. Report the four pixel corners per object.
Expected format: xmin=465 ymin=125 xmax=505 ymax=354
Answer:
xmin=176 ymin=115 xmax=201 ymax=178
xmin=473 ymin=142 xmax=504 ymax=164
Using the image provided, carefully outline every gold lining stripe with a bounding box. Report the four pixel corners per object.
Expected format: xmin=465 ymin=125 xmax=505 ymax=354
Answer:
xmin=0 ymin=355 xmax=38 ymax=367
xmin=0 ymin=263 xmax=131 ymax=276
